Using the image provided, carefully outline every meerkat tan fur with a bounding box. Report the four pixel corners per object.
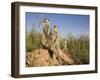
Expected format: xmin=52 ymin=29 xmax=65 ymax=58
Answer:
xmin=42 ymin=18 xmax=51 ymax=47
xmin=48 ymin=25 xmax=61 ymax=63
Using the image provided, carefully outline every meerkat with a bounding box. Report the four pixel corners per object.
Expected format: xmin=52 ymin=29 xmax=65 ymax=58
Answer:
xmin=41 ymin=18 xmax=51 ymax=47
xmin=63 ymin=39 xmax=68 ymax=52
xmin=48 ymin=25 xmax=61 ymax=63
xmin=53 ymin=25 xmax=60 ymax=51
xmin=49 ymin=25 xmax=60 ymax=51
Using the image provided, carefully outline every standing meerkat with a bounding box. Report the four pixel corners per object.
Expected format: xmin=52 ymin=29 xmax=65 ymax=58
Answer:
xmin=53 ymin=25 xmax=60 ymax=50
xmin=53 ymin=25 xmax=60 ymax=54
xmin=63 ymin=39 xmax=68 ymax=52
xmin=41 ymin=18 xmax=51 ymax=47
xmin=48 ymin=25 xmax=61 ymax=63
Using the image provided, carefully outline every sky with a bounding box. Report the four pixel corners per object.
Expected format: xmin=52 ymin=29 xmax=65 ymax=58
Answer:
xmin=26 ymin=12 xmax=89 ymax=38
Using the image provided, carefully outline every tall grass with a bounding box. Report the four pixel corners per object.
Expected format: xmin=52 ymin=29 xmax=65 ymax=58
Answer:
xmin=26 ymin=29 xmax=89 ymax=64
xmin=26 ymin=28 xmax=43 ymax=52
xmin=62 ymin=33 xmax=89 ymax=64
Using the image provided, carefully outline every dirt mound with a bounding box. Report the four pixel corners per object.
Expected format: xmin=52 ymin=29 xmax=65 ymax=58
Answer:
xmin=26 ymin=48 xmax=79 ymax=67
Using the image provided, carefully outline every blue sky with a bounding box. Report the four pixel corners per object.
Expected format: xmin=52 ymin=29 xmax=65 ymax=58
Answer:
xmin=26 ymin=12 xmax=89 ymax=38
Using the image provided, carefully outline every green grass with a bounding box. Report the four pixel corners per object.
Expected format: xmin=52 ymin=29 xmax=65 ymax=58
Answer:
xmin=26 ymin=29 xmax=89 ymax=64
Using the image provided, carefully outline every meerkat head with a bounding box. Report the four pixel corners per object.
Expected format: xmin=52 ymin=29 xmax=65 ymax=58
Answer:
xmin=43 ymin=18 xmax=50 ymax=23
xmin=53 ymin=25 xmax=58 ymax=33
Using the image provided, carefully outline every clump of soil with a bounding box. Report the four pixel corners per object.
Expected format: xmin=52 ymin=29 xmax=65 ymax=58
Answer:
xmin=26 ymin=48 xmax=81 ymax=67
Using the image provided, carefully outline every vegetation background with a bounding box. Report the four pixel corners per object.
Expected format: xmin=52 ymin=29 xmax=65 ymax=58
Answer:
xmin=26 ymin=27 xmax=89 ymax=64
